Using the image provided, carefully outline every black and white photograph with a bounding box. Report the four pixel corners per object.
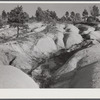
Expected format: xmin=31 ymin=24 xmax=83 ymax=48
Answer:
xmin=0 ymin=1 xmax=100 ymax=89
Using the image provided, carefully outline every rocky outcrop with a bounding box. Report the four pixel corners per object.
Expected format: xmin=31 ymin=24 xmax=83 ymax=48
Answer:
xmin=33 ymin=34 xmax=57 ymax=56
xmin=0 ymin=65 xmax=39 ymax=88
xmin=11 ymin=53 xmax=33 ymax=72
xmin=56 ymin=31 xmax=65 ymax=49
xmin=64 ymin=24 xmax=83 ymax=49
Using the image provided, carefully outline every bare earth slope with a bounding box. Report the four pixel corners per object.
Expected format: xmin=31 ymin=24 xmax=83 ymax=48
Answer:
xmin=50 ymin=44 xmax=100 ymax=88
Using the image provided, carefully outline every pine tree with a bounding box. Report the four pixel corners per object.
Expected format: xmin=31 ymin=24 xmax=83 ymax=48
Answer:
xmin=65 ymin=11 xmax=69 ymax=21
xmin=2 ymin=10 xmax=7 ymax=20
xmin=8 ymin=6 xmax=29 ymax=38
xmin=60 ymin=16 xmax=66 ymax=22
xmin=65 ymin=11 xmax=69 ymax=18
xmin=35 ymin=7 xmax=44 ymax=21
xmin=70 ymin=11 xmax=76 ymax=22
xmin=82 ymin=9 xmax=88 ymax=22
xmin=75 ymin=13 xmax=82 ymax=22
xmin=91 ymin=5 xmax=99 ymax=20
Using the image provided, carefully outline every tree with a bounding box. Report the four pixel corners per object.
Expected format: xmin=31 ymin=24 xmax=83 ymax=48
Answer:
xmin=35 ymin=7 xmax=44 ymax=21
xmin=91 ymin=5 xmax=99 ymax=20
xmin=50 ymin=11 xmax=58 ymax=20
xmin=60 ymin=16 xmax=66 ymax=22
xmin=65 ymin=11 xmax=69 ymax=18
xmin=70 ymin=11 xmax=76 ymax=22
xmin=2 ymin=10 xmax=7 ymax=20
xmin=44 ymin=10 xmax=53 ymax=22
xmin=35 ymin=7 xmax=58 ymax=23
xmin=0 ymin=19 xmax=3 ymax=28
xmin=87 ymin=16 xmax=94 ymax=23
xmin=75 ymin=13 xmax=82 ymax=22
xmin=7 ymin=6 xmax=29 ymax=38
xmin=65 ymin=11 xmax=69 ymax=21
xmin=82 ymin=9 xmax=88 ymax=22
xmin=7 ymin=12 xmax=10 ymax=17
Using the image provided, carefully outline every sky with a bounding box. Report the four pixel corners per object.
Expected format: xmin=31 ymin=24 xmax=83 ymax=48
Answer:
xmin=0 ymin=3 xmax=100 ymax=18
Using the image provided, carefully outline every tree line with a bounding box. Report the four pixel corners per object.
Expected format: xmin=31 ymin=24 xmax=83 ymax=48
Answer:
xmin=35 ymin=5 xmax=100 ymax=23
xmin=0 ymin=5 xmax=100 ymax=38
